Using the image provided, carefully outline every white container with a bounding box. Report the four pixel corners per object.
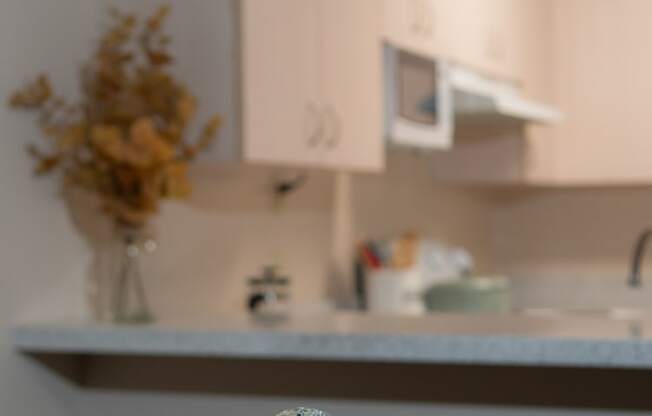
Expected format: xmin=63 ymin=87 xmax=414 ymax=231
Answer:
xmin=366 ymin=268 xmax=425 ymax=315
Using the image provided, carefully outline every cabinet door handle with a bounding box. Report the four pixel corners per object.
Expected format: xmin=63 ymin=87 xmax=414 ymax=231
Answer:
xmin=304 ymin=102 xmax=324 ymax=148
xmin=423 ymin=2 xmax=434 ymax=37
xmin=409 ymin=0 xmax=424 ymax=35
xmin=486 ymin=29 xmax=505 ymax=63
xmin=410 ymin=0 xmax=433 ymax=38
xmin=324 ymin=105 xmax=341 ymax=150
xmin=410 ymin=19 xmax=423 ymax=36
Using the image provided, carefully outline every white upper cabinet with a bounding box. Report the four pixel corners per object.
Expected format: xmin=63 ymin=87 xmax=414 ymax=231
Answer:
xmin=538 ymin=0 xmax=652 ymax=184
xmin=383 ymin=0 xmax=446 ymax=57
xmin=241 ymin=0 xmax=322 ymax=168
xmin=441 ymin=0 xmax=518 ymax=80
xmin=384 ymin=0 xmax=521 ymax=81
xmin=241 ymin=0 xmax=384 ymax=172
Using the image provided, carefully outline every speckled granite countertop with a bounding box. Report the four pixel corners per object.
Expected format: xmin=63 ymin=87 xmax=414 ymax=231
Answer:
xmin=13 ymin=312 xmax=652 ymax=369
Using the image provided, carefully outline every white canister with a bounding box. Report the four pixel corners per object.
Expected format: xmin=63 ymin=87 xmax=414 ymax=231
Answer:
xmin=366 ymin=268 xmax=425 ymax=315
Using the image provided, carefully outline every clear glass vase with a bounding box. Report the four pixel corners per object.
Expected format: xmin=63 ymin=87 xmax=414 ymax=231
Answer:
xmin=107 ymin=223 xmax=155 ymax=324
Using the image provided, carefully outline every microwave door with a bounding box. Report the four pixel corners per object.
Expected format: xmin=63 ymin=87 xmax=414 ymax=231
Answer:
xmin=385 ymin=47 xmax=453 ymax=149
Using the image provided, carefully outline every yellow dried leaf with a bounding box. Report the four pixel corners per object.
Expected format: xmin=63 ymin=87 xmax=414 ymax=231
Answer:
xmin=26 ymin=144 xmax=60 ymax=175
xmin=162 ymin=162 xmax=191 ymax=198
xmin=176 ymin=93 xmax=196 ymax=125
xmin=58 ymin=124 xmax=86 ymax=152
xmin=147 ymin=50 xmax=172 ymax=66
xmin=66 ymin=166 xmax=98 ymax=189
xmin=204 ymin=114 xmax=222 ymax=139
xmin=163 ymin=122 xmax=183 ymax=144
xmin=34 ymin=156 xmax=60 ymax=175
xmin=91 ymin=125 xmax=125 ymax=162
xmin=129 ymin=118 xmax=175 ymax=165
xmin=104 ymin=198 xmax=152 ymax=227
xmin=184 ymin=114 xmax=221 ymax=160
xmin=147 ymin=5 xmax=171 ymax=32
xmin=9 ymin=75 xmax=52 ymax=109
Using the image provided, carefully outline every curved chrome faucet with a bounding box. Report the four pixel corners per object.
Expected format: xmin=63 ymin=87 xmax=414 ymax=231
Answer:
xmin=629 ymin=229 xmax=652 ymax=287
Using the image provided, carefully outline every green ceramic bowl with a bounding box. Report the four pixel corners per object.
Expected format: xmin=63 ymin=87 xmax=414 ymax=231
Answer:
xmin=423 ymin=277 xmax=511 ymax=313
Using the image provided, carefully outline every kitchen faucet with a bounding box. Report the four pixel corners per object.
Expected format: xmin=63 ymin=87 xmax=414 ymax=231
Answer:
xmin=628 ymin=229 xmax=652 ymax=287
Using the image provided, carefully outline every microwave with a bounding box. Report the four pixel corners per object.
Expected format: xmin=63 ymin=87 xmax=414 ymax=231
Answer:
xmin=384 ymin=45 xmax=562 ymax=150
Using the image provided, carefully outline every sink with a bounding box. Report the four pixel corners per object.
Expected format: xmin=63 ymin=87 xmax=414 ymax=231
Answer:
xmin=517 ymin=307 xmax=647 ymax=321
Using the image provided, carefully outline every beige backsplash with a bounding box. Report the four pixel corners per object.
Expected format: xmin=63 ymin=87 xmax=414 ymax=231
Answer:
xmin=81 ymin=154 xmax=499 ymax=319
xmin=352 ymin=153 xmax=497 ymax=273
xmin=58 ymin=152 xmax=652 ymax=320
xmin=63 ymin=162 xmax=335 ymax=320
xmin=136 ymin=158 xmax=652 ymax=319
xmin=492 ymin=186 xmax=652 ymax=279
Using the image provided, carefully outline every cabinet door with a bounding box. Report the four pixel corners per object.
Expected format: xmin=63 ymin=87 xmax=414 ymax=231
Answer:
xmin=240 ymin=0 xmax=323 ymax=167
xmin=384 ymin=0 xmax=445 ymax=57
xmin=437 ymin=0 xmax=487 ymax=71
xmin=320 ymin=0 xmax=384 ymax=172
xmin=541 ymin=0 xmax=652 ymax=184
xmin=488 ymin=0 xmax=519 ymax=80
xmin=439 ymin=0 xmax=517 ymax=80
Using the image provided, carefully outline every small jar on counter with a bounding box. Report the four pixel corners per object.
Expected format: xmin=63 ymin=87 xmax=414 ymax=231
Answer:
xmin=247 ymin=266 xmax=290 ymax=321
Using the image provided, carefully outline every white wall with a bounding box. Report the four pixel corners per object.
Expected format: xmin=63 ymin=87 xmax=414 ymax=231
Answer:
xmin=0 ymin=1 xmax=102 ymax=414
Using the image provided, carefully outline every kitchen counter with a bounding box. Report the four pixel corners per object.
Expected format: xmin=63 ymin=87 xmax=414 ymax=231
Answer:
xmin=13 ymin=311 xmax=652 ymax=369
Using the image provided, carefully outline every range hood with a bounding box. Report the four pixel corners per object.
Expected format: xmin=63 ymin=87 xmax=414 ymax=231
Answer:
xmin=450 ymin=65 xmax=561 ymax=124
xmin=385 ymin=47 xmax=562 ymax=149
xmin=448 ymin=64 xmax=561 ymax=141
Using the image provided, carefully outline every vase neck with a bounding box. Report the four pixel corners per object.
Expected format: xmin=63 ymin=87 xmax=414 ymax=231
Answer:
xmin=114 ymin=222 xmax=145 ymax=244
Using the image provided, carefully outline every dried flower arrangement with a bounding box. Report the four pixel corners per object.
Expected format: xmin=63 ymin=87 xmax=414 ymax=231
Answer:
xmin=8 ymin=6 xmax=221 ymax=226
